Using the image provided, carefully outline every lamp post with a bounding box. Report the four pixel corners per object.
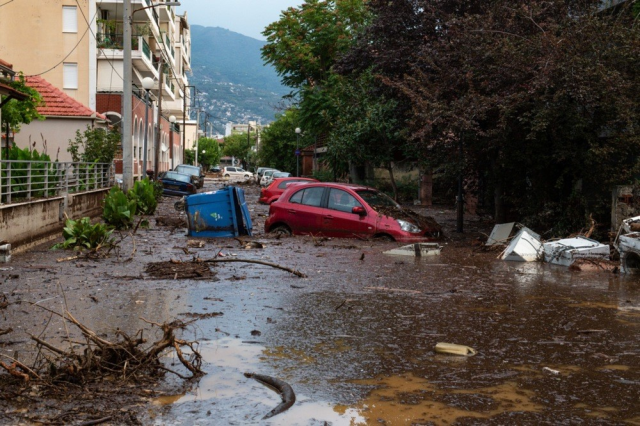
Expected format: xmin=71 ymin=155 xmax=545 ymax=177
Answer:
xmin=123 ymin=0 xmax=181 ymax=189
xmin=195 ymin=130 xmax=203 ymax=166
xmin=141 ymin=77 xmax=154 ymax=179
xmin=169 ymin=115 xmax=176 ymax=170
xmin=295 ymin=127 xmax=301 ymax=177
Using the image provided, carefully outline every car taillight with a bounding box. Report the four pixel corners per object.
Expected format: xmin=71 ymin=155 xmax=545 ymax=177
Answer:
xmin=187 ymin=183 xmax=194 ymax=190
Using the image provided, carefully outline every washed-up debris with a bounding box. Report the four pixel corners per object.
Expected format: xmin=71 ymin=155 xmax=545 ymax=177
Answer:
xmin=543 ymin=237 xmax=610 ymax=267
xmin=0 ymin=243 xmax=11 ymax=263
xmin=569 ymin=258 xmax=619 ymax=272
xmin=155 ymin=216 xmax=186 ymax=228
xmin=542 ymin=367 xmax=560 ymax=375
xmin=384 ymin=243 xmax=442 ymax=257
xmin=203 ymin=258 xmax=306 ymax=277
xmin=613 ymin=216 xmax=640 ymax=273
xmin=186 ymin=240 xmax=205 ymax=248
xmin=434 ymin=342 xmax=477 ymax=356
xmin=179 ymin=312 xmax=223 ymax=319
xmin=244 ymin=372 xmax=296 ymax=419
xmin=145 ymin=259 xmax=215 ymax=280
xmin=485 ymin=223 xmax=515 ymax=246
xmin=501 ymin=227 xmax=543 ymax=262
xmin=244 ymin=241 xmax=264 ymax=250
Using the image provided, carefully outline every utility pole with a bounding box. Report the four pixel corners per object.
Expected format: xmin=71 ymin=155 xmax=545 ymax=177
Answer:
xmin=154 ymin=56 xmax=164 ymax=180
xmin=122 ymin=0 xmax=133 ymax=190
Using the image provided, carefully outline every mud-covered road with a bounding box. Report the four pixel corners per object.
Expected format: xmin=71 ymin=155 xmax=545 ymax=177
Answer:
xmin=0 ymin=178 xmax=638 ymax=425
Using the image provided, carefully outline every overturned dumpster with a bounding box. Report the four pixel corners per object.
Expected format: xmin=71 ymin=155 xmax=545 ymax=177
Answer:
xmin=184 ymin=186 xmax=252 ymax=238
xmin=615 ymin=215 xmax=640 ymax=273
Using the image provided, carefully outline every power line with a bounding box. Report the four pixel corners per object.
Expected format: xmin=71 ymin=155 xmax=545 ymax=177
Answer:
xmin=0 ymin=0 xmax=16 ymax=9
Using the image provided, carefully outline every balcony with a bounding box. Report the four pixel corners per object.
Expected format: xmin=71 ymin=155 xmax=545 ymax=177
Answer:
xmin=96 ymin=33 xmax=157 ymax=77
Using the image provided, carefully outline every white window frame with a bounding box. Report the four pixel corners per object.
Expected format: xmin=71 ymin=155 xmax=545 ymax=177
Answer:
xmin=62 ymin=6 xmax=78 ymax=33
xmin=63 ymin=63 xmax=78 ymax=89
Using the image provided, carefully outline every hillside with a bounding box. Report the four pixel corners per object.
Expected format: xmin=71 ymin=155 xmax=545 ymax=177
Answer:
xmin=189 ymin=25 xmax=289 ymax=134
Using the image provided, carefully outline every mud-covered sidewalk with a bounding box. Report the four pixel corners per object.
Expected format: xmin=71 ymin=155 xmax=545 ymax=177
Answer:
xmin=0 ymin=178 xmax=638 ymax=425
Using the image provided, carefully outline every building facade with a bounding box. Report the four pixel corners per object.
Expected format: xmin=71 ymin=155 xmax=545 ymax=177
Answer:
xmin=0 ymin=0 xmax=192 ymax=177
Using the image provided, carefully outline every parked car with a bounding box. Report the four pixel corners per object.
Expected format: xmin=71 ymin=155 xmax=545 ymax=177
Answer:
xmin=260 ymin=169 xmax=280 ymax=186
xmin=254 ymin=167 xmax=278 ymax=184
xmin=174 ymin=164 xmax=205 ymax=188
xmin=265 ymin=182 xmax=442 ymax=242
xmin=222 ymin=166 xmax=252 ymax=180
xmin=159 ymin=171 xmax=198 ymax=197
xmin=210 ymin=165 xmax=221 ymax=174
xmin=259 ymin=177 xmax=318 ymax=204
xmin=262 ymin=171 xmax=291 ymax=187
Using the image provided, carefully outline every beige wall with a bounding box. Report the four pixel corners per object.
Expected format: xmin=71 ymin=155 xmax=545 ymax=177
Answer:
xmin=13 ymin=117 xmax=100 ymax=163
xmin=0 ymin=0 xmax=93 ymax=108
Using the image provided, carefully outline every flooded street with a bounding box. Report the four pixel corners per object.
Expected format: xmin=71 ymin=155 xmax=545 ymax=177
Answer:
xmin=1 ymin=179 xmax=639 ymax=425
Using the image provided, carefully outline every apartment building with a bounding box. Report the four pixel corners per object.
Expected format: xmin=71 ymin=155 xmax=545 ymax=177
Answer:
xmin=0 ymin=0 xmax=192 ymax=176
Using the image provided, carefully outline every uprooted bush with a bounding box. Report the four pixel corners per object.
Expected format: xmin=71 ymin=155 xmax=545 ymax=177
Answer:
xmin=51 ymin=217 xmax=114 ymax=251
xmin=127 ymin=178 xmax=159 ymax=215
xmin=103 ymin=186 xmax=138 ymax=230
xmin=0 ymin=307 xmax=203 ymax=384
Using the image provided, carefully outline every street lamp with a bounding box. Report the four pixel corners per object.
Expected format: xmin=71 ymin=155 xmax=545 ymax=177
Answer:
xmin=295 ymin=127 xmax=301 ymax=177
xmin=169 ymin=115 xmax=176 ymax=170
xmin=122 ymin=0 xmax=181 ymax=190
xmin=141 ymin=77 xmax=154 ymax=179
xmin=195 ymin=129 xmax=203 ymax=166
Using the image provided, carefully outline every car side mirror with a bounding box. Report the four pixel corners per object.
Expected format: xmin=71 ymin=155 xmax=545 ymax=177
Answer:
xmin=352 ymin=206 xmax=366 ymax=216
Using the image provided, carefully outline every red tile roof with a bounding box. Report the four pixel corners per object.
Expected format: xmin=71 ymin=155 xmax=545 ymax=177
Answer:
xmin=25 ymin=76 xmax=106 ymax=120
xmin=0 ymin=58 xmax=12 ymax=69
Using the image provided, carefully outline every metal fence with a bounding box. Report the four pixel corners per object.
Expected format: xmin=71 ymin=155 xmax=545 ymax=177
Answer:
xmin=0 ymin=161 xmax=115 ymax=205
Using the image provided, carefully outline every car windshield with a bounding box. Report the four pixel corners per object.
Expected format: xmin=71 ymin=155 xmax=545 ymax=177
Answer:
xmin=356 ymin=190 xmax=400 ymax=209
xmin=176 ymin=166 xmax=198 ymax=175
xmin=163 ymin=172 xmax=191 ymax=183
xmin=273 ymin=172 xmax=290 ymax=178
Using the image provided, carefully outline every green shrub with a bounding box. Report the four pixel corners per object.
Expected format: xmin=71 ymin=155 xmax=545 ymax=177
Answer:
xmin=52 ymin=217 xmax=114 ymax=251
xmin=127 ymin=178 xmax=157 ymax=215
xmin=312 ymin=169 xmax=334 ymax=182
xmin=103 ymin=186 xmax=137 ymax=229
xmin=1 ymin=146 xmax=60 ymax=202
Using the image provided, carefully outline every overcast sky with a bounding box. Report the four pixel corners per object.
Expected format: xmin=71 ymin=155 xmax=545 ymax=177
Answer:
xmin=177 ymin=0 xmax=304 ymax=40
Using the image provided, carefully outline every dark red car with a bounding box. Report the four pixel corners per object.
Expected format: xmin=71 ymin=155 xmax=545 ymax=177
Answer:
xmin=259 ymin=177 xmax=318 ymax=204
xmin=264 ymin=182 xmax=442 ymax=242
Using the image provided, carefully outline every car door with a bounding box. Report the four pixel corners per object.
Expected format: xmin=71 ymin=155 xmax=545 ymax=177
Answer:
xmin=321 ymin=188 xmax=373 ymax=238
xmin=282 ymin=186 xmax=326 ymax=234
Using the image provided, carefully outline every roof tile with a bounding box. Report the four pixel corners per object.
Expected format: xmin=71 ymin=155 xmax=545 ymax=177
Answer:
xmin=25 ymin=76 xmax=106 ymax=120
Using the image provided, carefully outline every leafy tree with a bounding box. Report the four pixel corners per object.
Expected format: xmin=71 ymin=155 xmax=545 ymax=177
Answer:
xmin=223 ymin=133 xmax=256 ymax=168
xmin=184 ymin=149 xmax=195 ymax=165
xmin=262 ymin=0 xmax=370 ymax=90
xmin=258 ymin=108 xmax=305 ymax=173
xmin=196 ymin=137 xmax=221 ymax=170
xmin=68 ymin=126 xmax=120 ymax=163
xmin=1 ymin=73 xmax=44 ymax=159
xmin=358 ymin=0 xmax=640 ymax=233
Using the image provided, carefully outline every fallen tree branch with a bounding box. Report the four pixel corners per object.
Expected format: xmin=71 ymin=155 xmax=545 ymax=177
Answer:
xmin=203 ymin=258 xmax=306 ymax=278
xmin=244 ymin=372 xmax=296 ymax=419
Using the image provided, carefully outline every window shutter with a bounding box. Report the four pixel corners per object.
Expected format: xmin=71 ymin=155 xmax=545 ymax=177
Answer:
xmin=62 ymin=6 xmax=78 ymax=33
xmin=63 ymin=63 xmax=78 ymax=89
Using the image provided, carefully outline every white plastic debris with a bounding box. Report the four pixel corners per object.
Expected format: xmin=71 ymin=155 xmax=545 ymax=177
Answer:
xmin=486 ymin=222 xmax=515 ymax=246
xmin=501 ymin=227 xmax=543 ymax=262
xmin=543 ymin=237 xmax=610 ymax=267
xmin=383 ymin=243 xmax=442 ymax=257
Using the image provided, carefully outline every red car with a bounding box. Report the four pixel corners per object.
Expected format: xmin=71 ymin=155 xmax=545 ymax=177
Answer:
xmin=259 ymin=177 xmax=319 ymax=204
xmin=264 ymin=182 xmax=442 ymax=242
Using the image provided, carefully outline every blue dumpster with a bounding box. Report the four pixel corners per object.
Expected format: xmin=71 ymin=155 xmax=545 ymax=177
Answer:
xmin=184 ymin=186 xmax=252 ymax=238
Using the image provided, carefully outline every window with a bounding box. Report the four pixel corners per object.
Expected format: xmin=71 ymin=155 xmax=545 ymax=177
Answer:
xmin=328 ymin=188 xmax=362 ymax=213
xmin=62 ymin=6 xmax=78 ymax=33
xmin=63 ymin=63 xmax=78 ymax=89
xmin=289 ymin=187 xmax=324 ymax=207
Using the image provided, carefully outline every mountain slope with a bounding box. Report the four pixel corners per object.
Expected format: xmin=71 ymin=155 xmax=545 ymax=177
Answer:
xmin=189 ymin=25 xmax=289 ymax=133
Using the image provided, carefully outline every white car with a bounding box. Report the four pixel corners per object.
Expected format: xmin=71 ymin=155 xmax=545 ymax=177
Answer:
xmin=222 ymin=166 xmax=252 ymax=180
xmin=260 ymin=169 xmax=280 ymax=186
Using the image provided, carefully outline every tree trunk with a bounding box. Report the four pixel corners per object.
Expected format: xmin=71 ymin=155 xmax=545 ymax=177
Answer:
xmin=419 ymin=168 xmax=433 ymax=206
xmin=387 ymin=163 xmax=398 ymax=201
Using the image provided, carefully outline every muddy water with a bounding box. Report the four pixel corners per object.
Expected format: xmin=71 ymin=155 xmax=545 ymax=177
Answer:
xmin=1 ymin=180 xmax=639 ymax=425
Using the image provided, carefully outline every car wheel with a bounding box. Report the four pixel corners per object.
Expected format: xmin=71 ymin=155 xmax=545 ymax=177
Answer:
xmin=374 ymin=234 xmax=395 ymax=242
xmin=243 ymin=174 xmax=250 ymax=180
xmin=224 ymin=174 xmax=230 ymax=178
xmin=271 ymin=225 xmax=292 ymax=236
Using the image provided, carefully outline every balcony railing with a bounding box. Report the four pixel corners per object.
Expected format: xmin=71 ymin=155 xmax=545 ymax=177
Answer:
xmin=0 ymin=161 xmax=115 ymax=205
xmin=142 ymin=38 xmax=151 ymax=61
